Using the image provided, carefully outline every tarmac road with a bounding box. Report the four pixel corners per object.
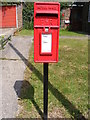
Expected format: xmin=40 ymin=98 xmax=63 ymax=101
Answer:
xmin=0 ymin=36 xmax=33 ymax=119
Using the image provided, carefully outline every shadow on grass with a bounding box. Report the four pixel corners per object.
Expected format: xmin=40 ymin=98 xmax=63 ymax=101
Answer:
xmin=68 ymin=30 xmax=89 ymax=35
xmin=14 ymin=80 xmax=43 ymax=118
xmin=9 ymin=43 xmax=87 ymax=119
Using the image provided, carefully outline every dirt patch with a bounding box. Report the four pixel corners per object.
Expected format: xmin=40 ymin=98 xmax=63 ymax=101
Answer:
xmin=48 ymin=107 xmax=64 ymax=118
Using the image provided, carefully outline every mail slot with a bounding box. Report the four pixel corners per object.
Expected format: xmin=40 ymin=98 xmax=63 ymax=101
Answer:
xmin=34 ymin=2 xmax=60 ymax=63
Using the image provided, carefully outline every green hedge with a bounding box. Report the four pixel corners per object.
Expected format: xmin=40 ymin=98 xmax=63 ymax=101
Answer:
xmin=23 ymin=3 xmax=34 ymax=29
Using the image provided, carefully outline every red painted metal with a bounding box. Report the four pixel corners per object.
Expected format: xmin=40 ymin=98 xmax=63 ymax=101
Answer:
xmin=0 ymin=6 xmax=16 ymax=28
xmin=34 ymin=2 xmax=60 ymax=63
xmin=62 ymin=13 xmax=64 ymax=17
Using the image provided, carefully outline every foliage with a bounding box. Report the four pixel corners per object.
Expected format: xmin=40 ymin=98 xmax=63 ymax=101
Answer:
xmin=0 ymin=36 xmax=11 ymax=50
xmin=0 ymin=1 xmax=21 ymax=5
xmin=23 ymin=2 xmax=34 ymax=29
xmin=22 ymin=2 xmax=72 ymax=30
xmin=15 ymin=29 xmax=33 ymax=36
xmin=0 ymin=36 xmax=4 ymax=49
xmin=16 ymin=29 xmax=85 ymax=37
xmin=60 ymin=2 xmax=71 ymax=10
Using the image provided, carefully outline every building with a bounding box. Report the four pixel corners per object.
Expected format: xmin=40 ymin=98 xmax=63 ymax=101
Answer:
xmin=61 ymin=2 xmax=90 ymax=34
xmin=70 ymin=2 xmax=90 ymax=33
xmin=61 ymin=7 xmax=71 ymax=29
xmin=0 ymin=3 xmax=23 ymax=29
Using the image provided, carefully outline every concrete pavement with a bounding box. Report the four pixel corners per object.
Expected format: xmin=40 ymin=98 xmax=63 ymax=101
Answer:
xmin=89 ymin=35 xmax=90 ymax=40
xmin=0 ymin=60 xmax=2 ymax=119
xmin=60 ymin=35 xmax=88 ymax=40
xmin=0 ymin=36 xmax=33 ymax=119
xmin=0 ymin=28 xmax=17 ymax=37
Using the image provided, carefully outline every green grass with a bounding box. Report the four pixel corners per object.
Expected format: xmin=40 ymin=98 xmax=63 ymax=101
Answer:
xmin=59 ymin=29 xmax=85 ymax=36
xmin=16 ymin=29 xmax=86 ymax=37
xmin=16 ymin=29 xmax=34 ymax=36
xmin=18 ymin=38 xmax=88 ymax=119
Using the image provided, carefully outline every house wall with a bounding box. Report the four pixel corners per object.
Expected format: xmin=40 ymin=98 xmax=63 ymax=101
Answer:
xmin=61 ymin=8 xmax=71 ymax=29
xmin=17 ymin=4 xmax=23 ymax=29
xmin=61 ymin=3 xmax=90 ymax=33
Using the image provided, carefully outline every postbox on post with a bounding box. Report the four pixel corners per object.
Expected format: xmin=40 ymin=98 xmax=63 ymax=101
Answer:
xmin=34 ymin=2 xmax=60 ymax=63
xmin=34 ymin=2 xmax=60 ymax=119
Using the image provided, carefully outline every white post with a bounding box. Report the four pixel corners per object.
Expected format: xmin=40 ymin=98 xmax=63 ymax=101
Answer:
xmin=16 ymin=4 xmax=18 ymax=28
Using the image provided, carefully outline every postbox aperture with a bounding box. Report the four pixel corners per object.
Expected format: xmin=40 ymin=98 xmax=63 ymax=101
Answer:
xmin=34 ymin=2 xmax=60 ymax=63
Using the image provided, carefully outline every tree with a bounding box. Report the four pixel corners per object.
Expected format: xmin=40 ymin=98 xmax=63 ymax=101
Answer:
xmin=60 ymin=2 xmax=71 ymax=10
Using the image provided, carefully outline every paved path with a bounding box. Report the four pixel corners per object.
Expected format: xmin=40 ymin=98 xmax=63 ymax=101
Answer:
xmin=89 ymin=35 xmax=90 ymax=40
xmin=0 ymin=36 xmax=33 ymax=119
xmin=60 ymin=35 xmax=88 ymax=40
xmin=0 ymin=28 xmax=17 ymax=37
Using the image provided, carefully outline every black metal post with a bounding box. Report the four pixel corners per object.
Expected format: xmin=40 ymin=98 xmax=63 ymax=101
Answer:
xmin=43 ymin=63 xmax=48 ymax=120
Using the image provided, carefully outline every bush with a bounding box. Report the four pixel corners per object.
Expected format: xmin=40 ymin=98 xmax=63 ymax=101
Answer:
xmin=23 ymin=3 xmax=34 ymax=29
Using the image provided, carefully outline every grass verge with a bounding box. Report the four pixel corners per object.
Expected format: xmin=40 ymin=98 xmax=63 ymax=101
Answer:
xmin=16 ymin=29 xmax=86 ymax=37
xmin=15 ymin=29 xmax=34 ymax=36
xmin=59 ymin=29 xmax=86 ymax=36
xmin=18 ymin=38 xmax=88 ymax=119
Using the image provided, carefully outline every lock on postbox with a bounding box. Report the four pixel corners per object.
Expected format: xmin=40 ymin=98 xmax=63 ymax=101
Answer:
xmin=34 ymin=2 xmax=60 ymax=63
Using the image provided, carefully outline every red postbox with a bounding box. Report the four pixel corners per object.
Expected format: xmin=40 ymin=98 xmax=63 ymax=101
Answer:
xmin=34 ymin=2 xmax=60 ymax=63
